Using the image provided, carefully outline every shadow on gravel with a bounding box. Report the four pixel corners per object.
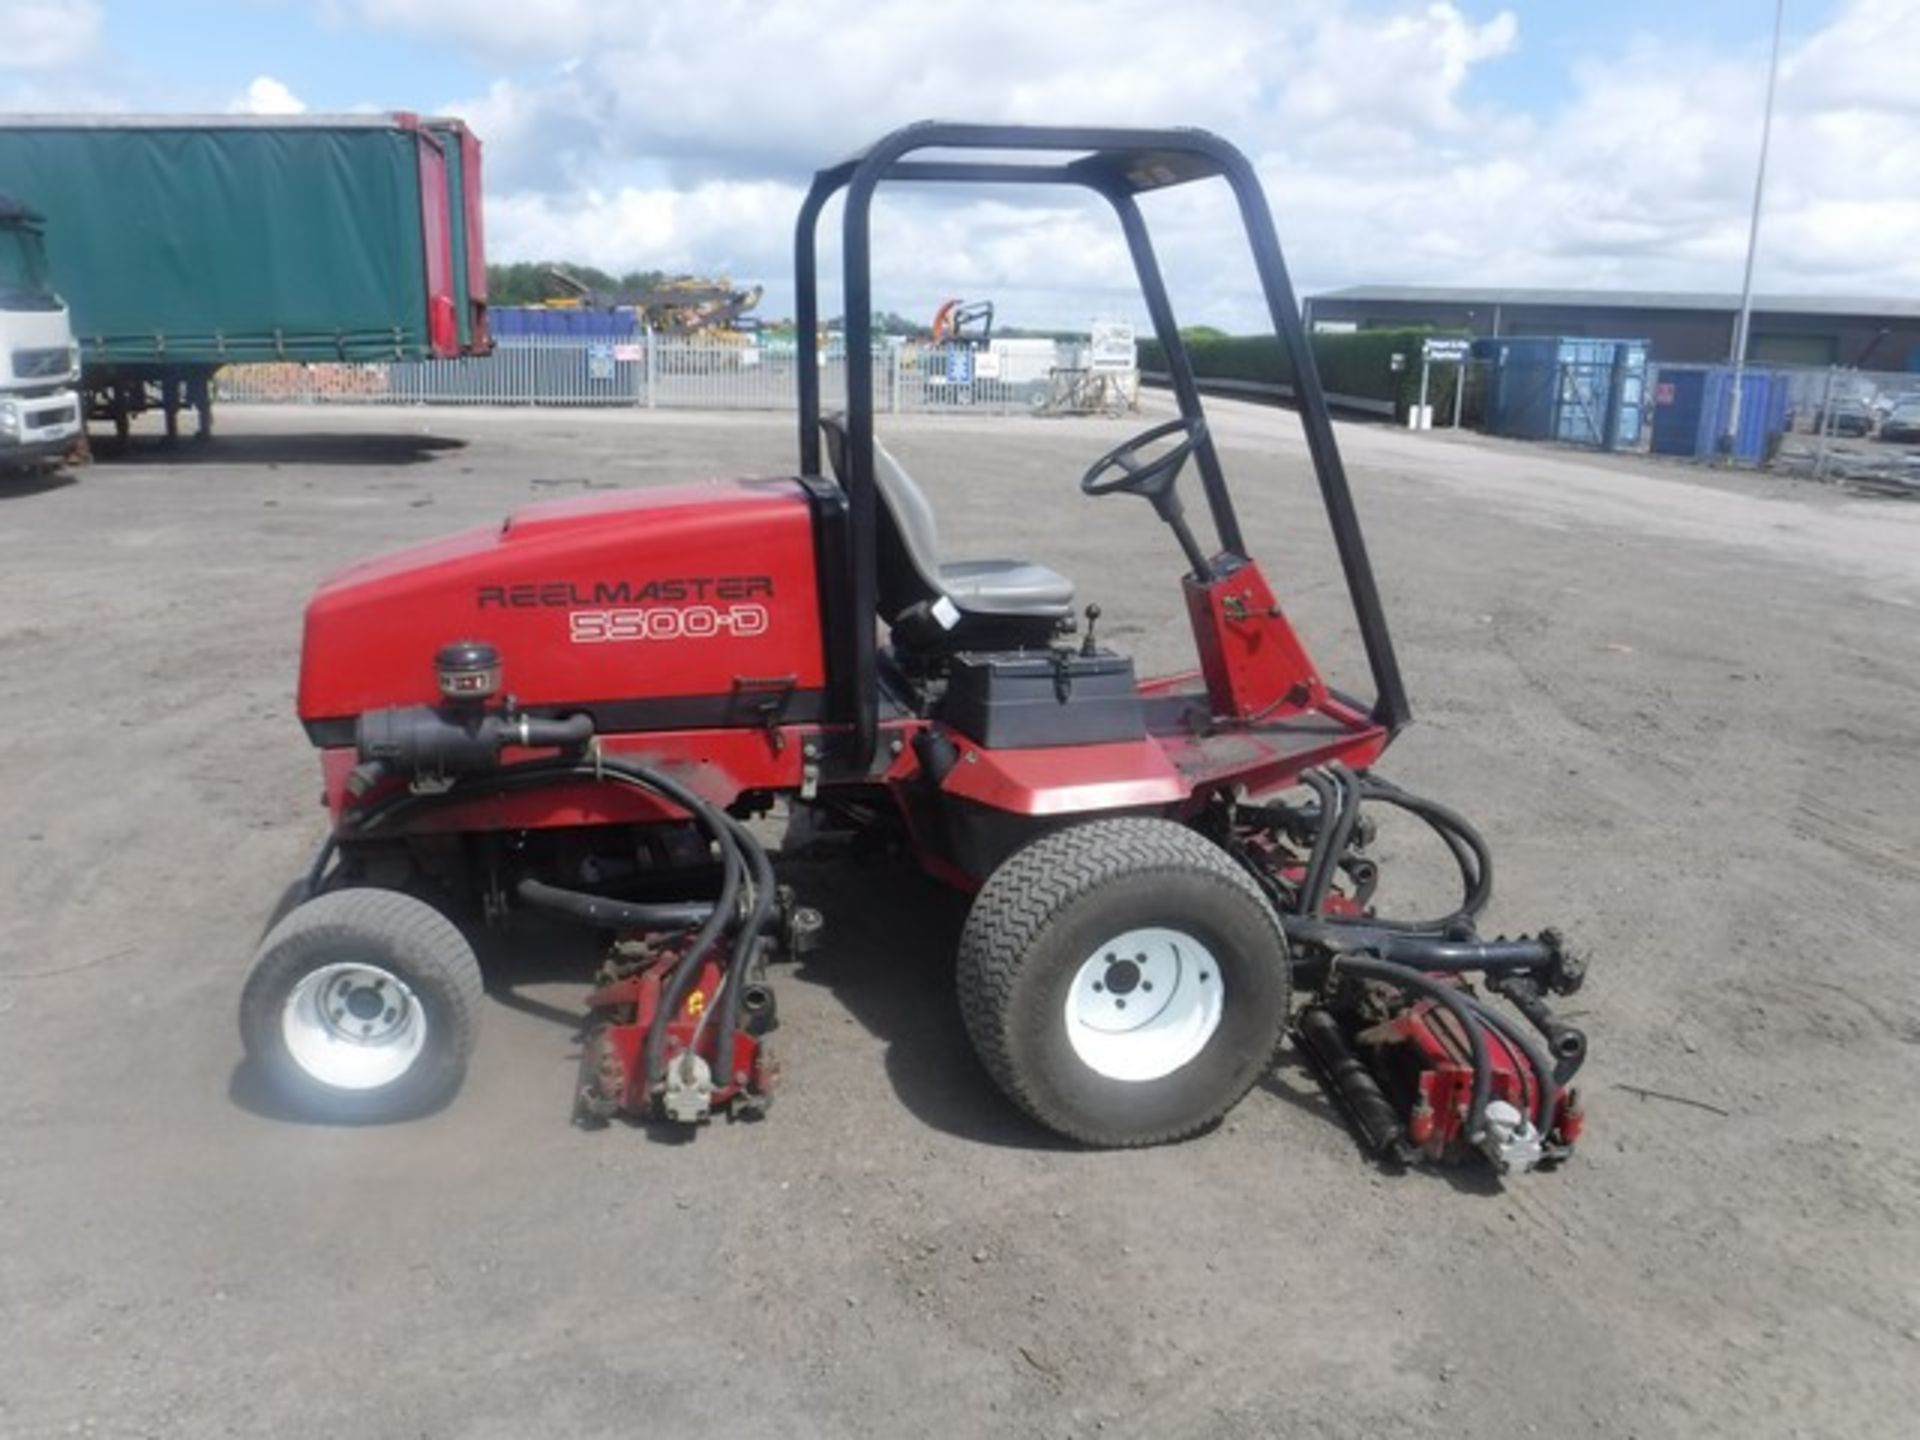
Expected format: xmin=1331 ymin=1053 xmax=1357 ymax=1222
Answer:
xmin=225 ymin=1056 xmax=462 ymax=1126
xmin=1258 ymin=1054 xmax=1508 ymax=1195
xmin=229 ymin=853 xmax=1065 ymax=1148
xmin=783 ymin=856 xmax=1072 ymax=1152
xmin=98 ymin=432 xmax=467 ymax=467
xmin=0 ymin=468 xmax=78 ymax=500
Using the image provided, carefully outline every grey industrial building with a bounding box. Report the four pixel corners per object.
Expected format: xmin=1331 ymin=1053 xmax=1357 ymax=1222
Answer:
xmin=1303 ymin=285 xmax=1920 ymax=371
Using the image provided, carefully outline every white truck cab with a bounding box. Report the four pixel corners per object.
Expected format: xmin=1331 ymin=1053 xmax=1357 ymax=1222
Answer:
xmin=0 ymin=195 xmax=82 ymax=470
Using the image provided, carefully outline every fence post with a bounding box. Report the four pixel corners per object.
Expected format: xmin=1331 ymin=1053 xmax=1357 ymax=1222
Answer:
xmin=1602 ymin=346 xmax=1627 ymax=453
xmin=1812 ymin=365 xmax=1836 ymax=482
xmin=645 ymin=326 xmax=657 ymax=410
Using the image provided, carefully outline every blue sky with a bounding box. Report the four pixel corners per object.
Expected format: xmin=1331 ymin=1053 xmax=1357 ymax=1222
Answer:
xmin=14 ymin=2 xmax=1837 ymax=126
xmin=1 ymin=1 xmax=1909 ymax=329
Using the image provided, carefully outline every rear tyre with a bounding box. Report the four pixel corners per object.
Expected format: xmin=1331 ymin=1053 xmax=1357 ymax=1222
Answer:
xmin=957 ymin=818 xmax=1290 ymax=1146
xmin=239 ymin=887 xmax=482 ymax=1123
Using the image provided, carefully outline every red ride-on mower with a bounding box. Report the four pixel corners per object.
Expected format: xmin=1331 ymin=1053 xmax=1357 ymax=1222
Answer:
xmin=242 ymin=124 xmax=1588 ymax=1173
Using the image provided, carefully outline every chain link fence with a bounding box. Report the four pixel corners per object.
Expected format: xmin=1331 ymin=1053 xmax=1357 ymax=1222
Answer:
xmin=214 ymin=332 xmax=1138 ymax=418
xmin=1642 ymin=362 xmax=1920 ymax=495
xmin=1404 ymin=349 xmax=1920 ymax=495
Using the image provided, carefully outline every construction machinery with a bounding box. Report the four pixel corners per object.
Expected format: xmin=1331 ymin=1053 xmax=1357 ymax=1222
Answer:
xmin=0 ymin=194 xmax=82 ymax=469
xmin=243 ymin=123 xmax=1587 ymax=1174
xmin=931 ymin=297 xmax=995 ymax=348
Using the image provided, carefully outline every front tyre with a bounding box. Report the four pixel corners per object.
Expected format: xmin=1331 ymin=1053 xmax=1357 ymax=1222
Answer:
xmin=239 ymin=887 xmax=483 ymax=1123
xmin=957 ymin=818 xmax=1290 ymax=1146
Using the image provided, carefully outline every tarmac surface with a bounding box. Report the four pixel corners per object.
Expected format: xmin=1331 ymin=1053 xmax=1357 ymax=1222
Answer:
xmin=2 ymin=398 xmax=1917 ymax=1438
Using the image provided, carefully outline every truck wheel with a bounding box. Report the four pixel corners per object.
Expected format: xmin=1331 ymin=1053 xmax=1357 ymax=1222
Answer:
xmin=239 ymin=888 xmax=482 ymax=1123
xmin=957 ymin=818 xmax=1290 ymax=1146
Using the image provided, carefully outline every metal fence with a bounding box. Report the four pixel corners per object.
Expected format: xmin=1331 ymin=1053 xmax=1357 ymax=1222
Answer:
xmin=1402 ymin=351 xmax=1920 ymax=493
xmin=1638 ymin=361 xmax=1920 ymax=494
xmin=215 ymin=333 xmax=1136 ymax=417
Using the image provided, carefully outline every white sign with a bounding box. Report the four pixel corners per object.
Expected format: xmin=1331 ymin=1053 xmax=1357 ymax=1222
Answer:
xmin=612 ymin=343 xmax=642 ymax=363
xmin=1422 ymin=337 xmax=1471 ymax=363
xmin=1089 ymin=320 xmax=1137 ymax=373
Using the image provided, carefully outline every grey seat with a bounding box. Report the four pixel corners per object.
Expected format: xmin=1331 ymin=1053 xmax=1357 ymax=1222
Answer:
xmin=819 ymin=416 xmax=1075 ymax=630
xmin=872 ymin=439 xmax=1075 ymax=619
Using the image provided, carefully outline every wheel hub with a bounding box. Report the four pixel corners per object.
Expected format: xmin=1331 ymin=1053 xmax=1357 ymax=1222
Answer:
xmin=1065 ymin=927 xmax=1224 ymax=1082
xmin=281 ymin=962 xmax=427 ymax=1091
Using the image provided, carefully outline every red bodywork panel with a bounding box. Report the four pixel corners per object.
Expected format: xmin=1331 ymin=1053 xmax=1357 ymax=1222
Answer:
xmin=306 ymin=515 xmax=1388 ymax=877
xmin=457 ymin=126 xmax=488 ymax=349
xmin=299 ymin=481 xmax=825 ymax=731
xmin=414 ymin=130 xmax=458 ymax=358
xmin=1185 ymin=558 xmax=1326 ymax=722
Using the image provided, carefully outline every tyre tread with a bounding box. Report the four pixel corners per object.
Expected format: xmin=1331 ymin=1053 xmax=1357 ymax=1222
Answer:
xmin=239 ymin=886 xmax=483 ymax=1121
xmin=956 ymin=817 xmax=1288 ymax=1147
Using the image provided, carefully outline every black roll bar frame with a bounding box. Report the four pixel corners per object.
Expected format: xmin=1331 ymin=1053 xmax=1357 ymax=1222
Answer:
xmin=793 ymin=122 xmax=1410 ymax=768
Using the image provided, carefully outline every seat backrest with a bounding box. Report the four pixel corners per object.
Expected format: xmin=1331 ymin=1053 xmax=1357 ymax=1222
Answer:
xmin=819 ymin=415 xmax=945 ymax=620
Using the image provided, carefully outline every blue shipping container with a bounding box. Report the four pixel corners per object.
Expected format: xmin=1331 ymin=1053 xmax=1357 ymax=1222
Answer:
xmin=491 ymin=306 xmax=641 ymax=339
xmin=1649 ymin=367 xmax=1791 ymax=464
xmin=1477 ymin=336 xmax=1648 ymax=449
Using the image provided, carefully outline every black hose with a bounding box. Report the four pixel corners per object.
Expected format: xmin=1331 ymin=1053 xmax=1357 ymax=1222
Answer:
xmin=345 ymin=753 xmax=754 ymax=1100
xmin=1308 ymin=764 xmax=1364 ymax=917
xmin=1297 ymin=769 xmax=1341 ymax=914
xmin=644 ymin=835 xmax=739 ymax=1099
xmin=1333 ymin=954 xmax=1493 ymax=1144
xmin=514 ymin=877 xmax=714 ymax=933
xmin=1461 ymin=992 xmax=1560 ymax=1139
xmin=710 ymin=814 xmax=778 ymax=1090
xmin=1351 ymin=776 xmax=1493 ymax=932
xmin=303 ymin=836 xmax=338 ymax=899
xmin=511 ymin=713 xmax=595 ymax=748
xmin=1279 ymin=920 xmax=1555 ymax=973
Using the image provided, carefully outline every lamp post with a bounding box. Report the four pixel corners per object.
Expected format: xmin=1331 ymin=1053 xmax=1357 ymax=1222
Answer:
xmin=1723 ymin=0 xmax=1786 ymax=458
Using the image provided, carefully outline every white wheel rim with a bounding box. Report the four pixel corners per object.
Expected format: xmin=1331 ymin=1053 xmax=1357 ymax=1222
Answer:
xmin=1064 ymin=927 xmax=1224 ymax=1082
xmin=281 ymin=962 xmax=427 ymax=1091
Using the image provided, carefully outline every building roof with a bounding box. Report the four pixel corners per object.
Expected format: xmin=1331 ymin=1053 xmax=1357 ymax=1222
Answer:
xmin=1310 ymin=284 xmax=1920 ymax=320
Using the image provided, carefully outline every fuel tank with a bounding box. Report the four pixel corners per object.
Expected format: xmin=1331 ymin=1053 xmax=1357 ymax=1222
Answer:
xmin=298 ymin=479 xmax=827 ymax=742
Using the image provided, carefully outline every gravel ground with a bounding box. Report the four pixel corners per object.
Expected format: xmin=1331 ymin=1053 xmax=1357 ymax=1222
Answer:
xmin=1 ymin=398 xmax=1916 ymax=1438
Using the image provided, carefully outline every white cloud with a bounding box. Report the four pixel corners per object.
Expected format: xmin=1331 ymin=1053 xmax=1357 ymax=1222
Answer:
xmin=230 ymin=75 xmax=309 ymax=116
xmin=326 ymin=1 xmax=1920 ymax=325
xmin=0 ymin=0 xmax=103 ymax=71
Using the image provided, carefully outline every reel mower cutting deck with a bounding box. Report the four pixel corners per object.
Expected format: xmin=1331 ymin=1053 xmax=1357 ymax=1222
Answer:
xmin=242 ymin=122 xmax=1589 ymax=1174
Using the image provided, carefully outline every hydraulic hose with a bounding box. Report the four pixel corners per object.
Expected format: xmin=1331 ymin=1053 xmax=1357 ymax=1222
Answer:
xmin=1353 ymin=776 xmax=1492 ymax=931
xmin=1279 ymin=921 xmax=1556 ymax=973
xmin=514 ymin=878 xmax=714 ymax=933
xmin=1296 ymin=769 xmax=1341 ymax=915
xmin=709 ymin=813 xmax=779 ymax=1091
xmin=1461 ymin=992 xmax=1561 ymax=1139
xmin=344 ymin=752 xmax=757 ymax=1101
xmin=1333 ymin=953 xmax=1493 ymax=1144
xmin=303 ymin=835 xmax=339 ymax=900
xmin=1308 ymin=764 xmax=1365 ymax=917
xmin=507 ymin=713 xmax=595 ymax=749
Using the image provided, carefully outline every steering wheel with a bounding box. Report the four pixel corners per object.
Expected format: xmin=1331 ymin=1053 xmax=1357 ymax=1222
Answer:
xmin=1080 ymin=415 xmax=1208 ymax=503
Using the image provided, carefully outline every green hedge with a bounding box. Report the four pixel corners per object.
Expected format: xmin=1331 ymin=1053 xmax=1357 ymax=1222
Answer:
xmin=1138 ymin=327 xmax=1470 ymax=420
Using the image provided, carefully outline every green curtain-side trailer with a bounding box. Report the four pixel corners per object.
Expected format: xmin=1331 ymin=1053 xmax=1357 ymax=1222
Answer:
xmin=0 ymin=113 xmax=488 ymax=368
